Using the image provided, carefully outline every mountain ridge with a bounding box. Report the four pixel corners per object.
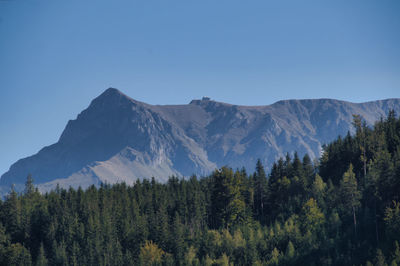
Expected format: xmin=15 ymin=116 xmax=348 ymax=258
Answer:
xmin=2 ymin=88 xmax=400 ymax=193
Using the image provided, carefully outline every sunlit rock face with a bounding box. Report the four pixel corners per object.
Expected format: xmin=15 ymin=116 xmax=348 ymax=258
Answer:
xmin=1 ymin=88 xmax=399 ymax=193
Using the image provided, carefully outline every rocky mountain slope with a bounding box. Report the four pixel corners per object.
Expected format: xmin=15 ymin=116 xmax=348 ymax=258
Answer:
xmin=1 ymin=88 xmax=399 ymax=192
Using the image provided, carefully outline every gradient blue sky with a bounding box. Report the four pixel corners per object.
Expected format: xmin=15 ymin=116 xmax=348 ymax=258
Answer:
xmin=1 ymin=0 xmax=400 ymax=176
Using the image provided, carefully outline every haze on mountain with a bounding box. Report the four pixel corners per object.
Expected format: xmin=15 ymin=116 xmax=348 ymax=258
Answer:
xmin=1 ymin=88 xmax=399 ymax=193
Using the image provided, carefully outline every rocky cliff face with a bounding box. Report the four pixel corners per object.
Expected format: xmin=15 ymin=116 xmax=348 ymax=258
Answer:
xmin=1 ymin=88 xmax=399 ymax=192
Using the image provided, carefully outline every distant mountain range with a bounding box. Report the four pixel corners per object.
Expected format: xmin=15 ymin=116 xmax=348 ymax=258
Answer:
xmin=1 ymin=88 xmax=400 ymax=193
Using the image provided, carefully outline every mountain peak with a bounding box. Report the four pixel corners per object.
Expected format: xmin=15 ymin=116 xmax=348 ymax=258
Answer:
xmin=92 ymin=88 xmax=147 ymax=108
xmin=97 ymin=87 xmax=126 ymax=99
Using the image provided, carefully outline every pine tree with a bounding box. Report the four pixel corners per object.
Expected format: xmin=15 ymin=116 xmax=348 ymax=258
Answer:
xmin=268 ymin=247 xmax=281 ymax=265
xmin=285 ymin=241 xmax=295 ymax=260
xmin=210 ymin=167 xmax=247 ymax=228
xmin=254 ymin=160 xmax=268 ymax=223
xmin=311 ymin=174 xmax=327 ymax=205
xmin=3 ymin=185 xmax=21 ymax=243
xmin=375 ymin=249 xmax=387 ymax=266
xmin=184 ymin=246 xmax=199 ymax=265
xmin=4 ymin=243 xmax=32 ymax=266
xmin=300 ymin=198 xmax=325 ymax=234
xmin=384 ymin=201 xmax=400 ymax=243
xmin=24 ymin=174 xmax=35 ymax=196
xmin=353 ymin=114 xmax=368 ymax=183
xmin=35 ymin=243 xmax=48 ymax=266
xmin=171 ymin=212 xmax=185 ymax=262
xmin=139 ymin=240 xmax=165 ymax=266
xmin=391 ymin=241 xmax=400 ymax=266
xmin=339 ymin=164 xmax=361 ymax=239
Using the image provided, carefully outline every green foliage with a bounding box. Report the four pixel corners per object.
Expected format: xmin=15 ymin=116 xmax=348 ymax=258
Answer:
xmin=300 ymin=198 xmax=325 ymax=234
xmin=339 ymin=164 xmax=361 ymax=238
xmin=3 ymin=243 xmax=32 ymax=266
xmin=268 ymin=247 xmax=281 ymax=265
xmin=211 ymin=167 xmax=248 ymax=228
xmin=390 ymin=241 xmax=400 ymax=266
xmin=184 ymin=246 xmax=199 ymax=265
xmin=24 ymin=174 xmax=35 ymax=196
xmin=339 ymin=164 xmax=361 ymax=212
xmin=35 ymin=243 xmax=48 ymax=266
xmin=375 ymin=249 xmax=388 ymax=266
xmin=285 ymin=240 xmax=295 ymax=259
xmin=139 ymin=240 xmax=165 ymax=266
xmin=384 ymin=201 xmax=400 ymax=242
xmin=254 ymin=159 xmax=268 ymax=223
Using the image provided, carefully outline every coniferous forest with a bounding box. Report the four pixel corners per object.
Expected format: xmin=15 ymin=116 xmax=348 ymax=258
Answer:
xmin=1 ymin=112 xmax=400 ymax=266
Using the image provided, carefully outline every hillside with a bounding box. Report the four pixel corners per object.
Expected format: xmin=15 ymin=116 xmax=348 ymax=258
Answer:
xmin=1 ymin=88 xmax=399 ymax=192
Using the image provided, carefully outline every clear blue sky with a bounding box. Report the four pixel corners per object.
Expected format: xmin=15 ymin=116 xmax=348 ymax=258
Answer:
xmin=1 ymin=0 xmax=400 ymax=176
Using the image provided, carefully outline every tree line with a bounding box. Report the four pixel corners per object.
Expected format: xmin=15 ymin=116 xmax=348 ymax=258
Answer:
xmin=0 ymin=111 xmax=400 ymax=265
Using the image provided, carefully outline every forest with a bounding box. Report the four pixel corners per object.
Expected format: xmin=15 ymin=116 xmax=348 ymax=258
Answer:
xmin=0 ymin=111 xmax=399 ymax=266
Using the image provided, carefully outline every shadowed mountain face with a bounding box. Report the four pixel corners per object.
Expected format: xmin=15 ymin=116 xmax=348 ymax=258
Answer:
xmin=1 ymin=88 xmax=400 ymax=192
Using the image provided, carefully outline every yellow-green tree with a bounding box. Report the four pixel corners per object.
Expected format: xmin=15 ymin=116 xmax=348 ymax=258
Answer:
xmin=300 ymin=198 xmax=325 ymax=233
xmin=339 ymin=164 xmax=361 ymax=238
xmin=384 ymin=201 xmax=400 ymax=243
xmin=139 ymin=240 xmax=165 ymax=266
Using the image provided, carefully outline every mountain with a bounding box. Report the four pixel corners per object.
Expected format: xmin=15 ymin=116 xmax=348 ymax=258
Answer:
xmin=1 ymin=88 xmax=400 ymax=193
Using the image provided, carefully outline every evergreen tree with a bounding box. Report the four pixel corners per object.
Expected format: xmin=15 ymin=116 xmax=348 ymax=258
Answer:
xmin=25 ymin=174 xmax=35 ymax=196
xmin=339 ymin=164 xmax=361 ymax=239
xmin=35 ymin=243 xmax=48 ymax=266
xmin=254 ymin=159 xmax=268 ymax=223
xmin=375 ymin=249 xmax=388 ymax=266
xmin=139 ymin=240 xmax=165 ymax=266
xmin=285 ymin=240 xmax=295 ymax=261
xmin=300 ymin=198 xmax=325 ymax=234
xmin=391 ymin=241 xmax=400 ymax=266
xmin=384 ymin=201 xmax=400 ymax=243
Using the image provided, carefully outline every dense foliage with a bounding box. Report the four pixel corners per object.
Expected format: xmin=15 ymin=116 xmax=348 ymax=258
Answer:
xmin=0 ymin=112 xmax=400 ymax=265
